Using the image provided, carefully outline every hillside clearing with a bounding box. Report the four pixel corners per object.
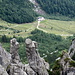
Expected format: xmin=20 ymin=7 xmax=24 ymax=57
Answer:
xmin=0 ymin=19 xmax=75 ymax=37
xmin=38 ymin=19 xmax=75 ymax=37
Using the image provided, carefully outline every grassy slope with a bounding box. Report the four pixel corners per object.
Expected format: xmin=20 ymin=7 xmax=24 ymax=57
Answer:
xmin=0 ymin=19 xmax=75 ymax=37
xmin=39 ymin=19 xmax=75 ymax=36
xmin=0 ymin=19 xmax=37 ymax=37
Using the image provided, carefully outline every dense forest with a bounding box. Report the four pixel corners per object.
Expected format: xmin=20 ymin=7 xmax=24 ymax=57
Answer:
xmin=1 ymin=29 xmax=74 ymax=65
xmin=36 ymin=0 xmax=75 ymax=18
xmin=0 ymin=0 xmax=75 ymax=23
xmin=0 ymin=0 xmax=75 ymax=24
xmin=1 ymin=29 xmax=75 ymax=75
xmin=0 ymin=0 xmax=37 ymax=23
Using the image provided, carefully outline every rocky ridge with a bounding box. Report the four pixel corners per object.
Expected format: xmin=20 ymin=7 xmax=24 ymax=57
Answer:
xmin=59 ymin=39 xmax=75 ymax=75
xmin=0 ymin=38 xmax=49 ymax=75
xmin=0 ymin=38 xmax=75 ymax=75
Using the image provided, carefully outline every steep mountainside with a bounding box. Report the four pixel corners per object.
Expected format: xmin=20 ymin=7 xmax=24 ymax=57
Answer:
xmin=29 ymin=0 xmax=46 ymax=15
xmin=0 ymin=0 xmax=37 ymax=23
xmin=36 ymin=0 xmax=75 ymax=18
xmin=0 ymin=0 xmax=75 ymax=24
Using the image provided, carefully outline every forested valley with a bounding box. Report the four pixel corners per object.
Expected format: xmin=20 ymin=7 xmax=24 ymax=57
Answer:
xmin=36 ymin=0 xmax=75 ymax=18
xmin=0 ymin=29 xmax=74 ymax=66
xmin=0 ymin=0 xmax=75 ymax=24
xmin=0 ymin=0 xmax=37 ymax=23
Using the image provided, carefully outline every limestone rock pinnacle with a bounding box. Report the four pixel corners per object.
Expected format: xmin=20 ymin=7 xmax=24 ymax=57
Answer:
xmin=10 ymin=38 xmax=20 ymax=64
xmin=25 ymin=38 xmax=49 ymax=75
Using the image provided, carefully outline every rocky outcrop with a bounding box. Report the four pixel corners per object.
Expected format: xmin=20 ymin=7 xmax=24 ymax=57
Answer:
xmin=24 ymin=64 xmax=36 ymax=75
xmin=29 ymin=0 xmax=46 ymax=15
xmin=60 ymin=39 xmax=75 ymax=75
xmin=1 ymin=37 xmax=75 ymax=75
xmin=10 ymin=38 xmax=20 ymax=64
xmin=10 ymin=38 xmax=27 ymax=75
xmin=25 ymin=38 xmax=49 ymax=75
xmin=60 ymin=51 xmax=70 ymax=75
xmin=0 ymin=65 xmax=8 ymax=75
xmin=59 ymin=50 xmax=75 ymax=75
xmin=0 ymin=38 xmax=49 ymax=75
xmin=68 ymin=39 xmax=75 ymax=58
xmin=0 ymin=43 xmax=11 ymax=69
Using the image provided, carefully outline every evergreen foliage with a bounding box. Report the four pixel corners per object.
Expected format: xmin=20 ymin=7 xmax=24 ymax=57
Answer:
xmin=1 ymin=29 xmax=74 ymax=65
xmin=69 ymin=60 xmax=75 ymax=67
xmin=36 ymin=0 xmax=75 ymax=18
xmin=29 ymin=29 xmax=71 ymax=64
xmin=72 ymin=53 xmax=75 ymax=60
xmin=0 ymin=0 xmax=37 ymax=23
xmin=48 ymin=60 xmax=60 ymax=75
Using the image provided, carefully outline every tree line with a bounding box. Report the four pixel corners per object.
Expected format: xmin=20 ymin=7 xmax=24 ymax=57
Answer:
xmin=1 ymin=29 xmax=75 ymax=67
xmin=0 ymin=0 xmax=37 ymax=24
xmin=1 ymin=29 xmax=75 ymax=75
xmin=36 ymin=0 xmax=75 ymax=18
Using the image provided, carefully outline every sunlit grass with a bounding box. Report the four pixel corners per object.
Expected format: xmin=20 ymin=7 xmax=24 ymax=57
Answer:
xmin=0 ymin=19 xmax=75 ymax=37
xmin=40 ymin=19 xmax=75 ymax=35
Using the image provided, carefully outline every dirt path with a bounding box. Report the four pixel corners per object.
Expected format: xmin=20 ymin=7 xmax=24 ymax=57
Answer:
xmin=37 ymin=20 xmax=73 ymax=37
xmin=37 ymin=20 xmax=47 ymax=33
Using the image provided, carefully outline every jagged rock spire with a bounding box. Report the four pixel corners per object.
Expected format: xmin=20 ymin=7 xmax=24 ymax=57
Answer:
xmin=0 ymin=44 xmax=11 ymax=75
xmin=25 ymin=38 xmax=49 ymax=75
xmin=10 ymin=38 xmax=20 ymax=64
xmin=68 ymin=38 xmax=75 ymax=58
xmin=0 ymin=43 xmax=11 ymax=69
xmin=10 ymin=38 xmax=27 ymax=75
xmin=0 ymin=38 xmax=49 ymax=75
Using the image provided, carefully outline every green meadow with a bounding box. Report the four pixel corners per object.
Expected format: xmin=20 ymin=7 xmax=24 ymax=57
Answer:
xmin=39 ymin=19 xmax=75 ymax=36
xmin=0 ymin=19 xmax=75 ymax=37
xmin=0 ymin=19 xmax=37 ymax=37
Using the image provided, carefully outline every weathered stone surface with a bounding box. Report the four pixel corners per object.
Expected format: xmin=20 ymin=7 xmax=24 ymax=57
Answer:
xmin=0 ymin=38 xmax=49 ymax=75
xmin=60 ymin=51 xmax=70 ymax=75
xmin=10 ymin=38 xmax=20 ymax=64
xmin=59 ymin=39 xmax=75 ymax=75
xmin=10 ymin=38 xmax=27 ymax=75
xmin=10 ymin=63 xmax=27 ymax=75
xmin=68 ymin=39 xmax=75 ymax=58
xmin=0 ymin=44 xmax=11 ymax=69
xmin=25 ymin=38 xmax=49 ymax=75
xmin=60 ymin=51 xmax=75 ymax=75
xmin=0 ymin=65 xmax=8 ymax=75
xmin=24 ymin=64 xmax=36 ymax=75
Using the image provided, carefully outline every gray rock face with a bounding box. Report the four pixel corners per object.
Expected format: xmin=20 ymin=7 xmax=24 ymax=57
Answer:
xmin=60 ymin=51 xmax=70 ymax=75
xmin=29 ymin=0 xmax=46 ymax=15
xmin=0 ymin=44 xmax=11 ymax=69
xmin=68 ymin=39 xmax=75 ymax=58
xmin=10 ymin=63 xmax=27 ymax=75
xmin=24 ymin=64 xmax=36 ymax=75
xmin=60 ymin=52 xmax=75 ymax=75
xmin=0 ymin=38 xmax=49 ymax=75
xmin=10 ymin=38 xmax=27 ymax=75
xmin=25 ymin=38 xmax=49 ymax=75
xmin=10 ymin=38 xmax=20 ymax=64
xmin=0 ymin=65 xmax=8 ymax=75
xmin=60 ymin=39 xmax=75 ymax=75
